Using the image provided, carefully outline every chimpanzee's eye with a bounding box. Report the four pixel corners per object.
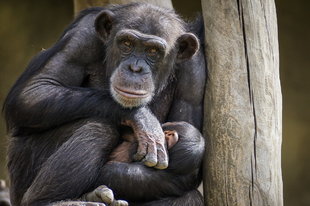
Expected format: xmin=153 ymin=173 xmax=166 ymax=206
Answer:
xmin=148 ymin=48 xmax=158 ymax=57
xmin=123 ymin=41 xmax=132 ymax=48
xmin=120 ymin=40 xmax=133 ymax=54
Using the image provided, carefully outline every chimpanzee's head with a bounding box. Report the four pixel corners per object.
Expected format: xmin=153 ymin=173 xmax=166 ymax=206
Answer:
xmin=95 ymin=3 xmax=199 ymax=108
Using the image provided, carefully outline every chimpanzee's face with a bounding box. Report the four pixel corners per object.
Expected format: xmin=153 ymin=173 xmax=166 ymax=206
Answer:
xmin=107 ymin=29 xmax=169 ymax=108
xmin=95 ymin=8 xmax=199 ymax=108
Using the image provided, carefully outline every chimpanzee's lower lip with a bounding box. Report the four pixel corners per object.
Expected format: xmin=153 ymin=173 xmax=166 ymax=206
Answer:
xmin=113 ymin=86 xmax=150 ymax=99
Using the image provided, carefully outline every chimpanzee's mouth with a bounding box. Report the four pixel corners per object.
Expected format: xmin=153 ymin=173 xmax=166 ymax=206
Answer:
xmin=113 ymin=86 xmax=150 ymax=99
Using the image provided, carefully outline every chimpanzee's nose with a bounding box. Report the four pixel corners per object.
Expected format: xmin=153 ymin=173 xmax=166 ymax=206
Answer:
xmin=129 ymin=63 xmax=143 ymax=72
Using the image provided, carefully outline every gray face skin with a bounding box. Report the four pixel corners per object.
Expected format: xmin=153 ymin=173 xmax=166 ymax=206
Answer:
xmin=95 ymin=10 xmax=199 ymax=109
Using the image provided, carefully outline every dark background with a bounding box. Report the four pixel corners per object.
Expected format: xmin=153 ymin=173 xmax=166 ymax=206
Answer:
xmin=0 ymin=0 xmax=309 ymax=205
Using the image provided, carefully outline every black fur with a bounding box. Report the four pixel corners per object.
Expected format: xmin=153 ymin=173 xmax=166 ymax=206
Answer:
xmin=3 ymin=3 xmax=206 ymax=206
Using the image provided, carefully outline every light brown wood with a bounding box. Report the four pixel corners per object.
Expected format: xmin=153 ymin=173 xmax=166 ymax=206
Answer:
xmin=74 ymin=0 xmax=172 ymax=15
xmin=202 ymin=0 xmax=283 ymax=205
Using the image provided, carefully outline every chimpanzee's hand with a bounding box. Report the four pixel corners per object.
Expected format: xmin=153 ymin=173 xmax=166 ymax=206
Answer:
xmin=125 ymin=107 xmax=168 ymax=169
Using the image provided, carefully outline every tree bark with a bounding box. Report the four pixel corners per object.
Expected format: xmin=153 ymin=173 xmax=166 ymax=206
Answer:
xmin=202 ymin=0 xmax=283 ymax=205
xmin=74 ymin=0 xmax=172 ymax=15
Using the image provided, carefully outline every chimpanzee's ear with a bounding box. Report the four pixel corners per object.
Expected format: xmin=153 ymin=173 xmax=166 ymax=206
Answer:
xmin=95 ymin=10 xmax=115 ymax=41
xmin=176 ymin=33 xmax=199 ymax=63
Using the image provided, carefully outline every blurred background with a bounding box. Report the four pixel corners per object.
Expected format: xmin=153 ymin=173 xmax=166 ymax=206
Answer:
xmin=0 ymin=0 xmax=309 ymax=205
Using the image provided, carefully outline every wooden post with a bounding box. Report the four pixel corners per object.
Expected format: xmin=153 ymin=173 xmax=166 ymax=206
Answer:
xmin=202 ymin=0 xmax=283 ymax=205
xmin=74 ymin=0 xmax=172 ymax=15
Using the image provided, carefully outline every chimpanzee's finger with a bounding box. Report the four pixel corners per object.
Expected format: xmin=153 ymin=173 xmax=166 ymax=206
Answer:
xmin=95 ymin=185 xmax=114 ymax=204
xmin=154 ymin=142 xmax=168 ymax=169
xmin=81 ymin=190 xmax=102 ymax=202
xmin=55 ymin=201 xmax=106 ymax=206
xmin=143 ymin=140 xmax=157 ymax=167
xmin=109 ymin=200 xmax=129 ymax=206
xmin=133 ymin=137 xmax=147 ymax=161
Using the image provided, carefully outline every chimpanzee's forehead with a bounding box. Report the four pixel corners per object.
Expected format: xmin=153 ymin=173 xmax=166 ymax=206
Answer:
xmin=112 ymin=4 xmax=185 ymax=47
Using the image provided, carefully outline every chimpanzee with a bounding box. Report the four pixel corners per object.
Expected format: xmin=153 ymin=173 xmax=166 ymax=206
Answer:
xmin=3 ymin=3 xmax=206 ymax=206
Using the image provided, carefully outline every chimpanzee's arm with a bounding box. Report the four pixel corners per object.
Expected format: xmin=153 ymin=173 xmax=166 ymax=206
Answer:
xmin=98 ymin=122 xmax=204 ymax=201
xmin=167 ymin=49 xmax=206 ymax=131
xmin=162 ymin=50 xmax=206 ymax=175
xmin=3 ymin=37 xmax=104 ymax=131
xmin=3 ymin=12 xmax=128 ymax=133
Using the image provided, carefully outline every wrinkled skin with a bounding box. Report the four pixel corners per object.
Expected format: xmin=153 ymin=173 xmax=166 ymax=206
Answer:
xmin=3 ymin=3 xmax=206 ymax=206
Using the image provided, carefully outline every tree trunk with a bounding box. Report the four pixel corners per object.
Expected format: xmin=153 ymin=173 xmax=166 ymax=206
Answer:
xmin=74 ymin=0 xmax=172 ymax=15
xmin=202 ymin=0 xmax=283 ymax=205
